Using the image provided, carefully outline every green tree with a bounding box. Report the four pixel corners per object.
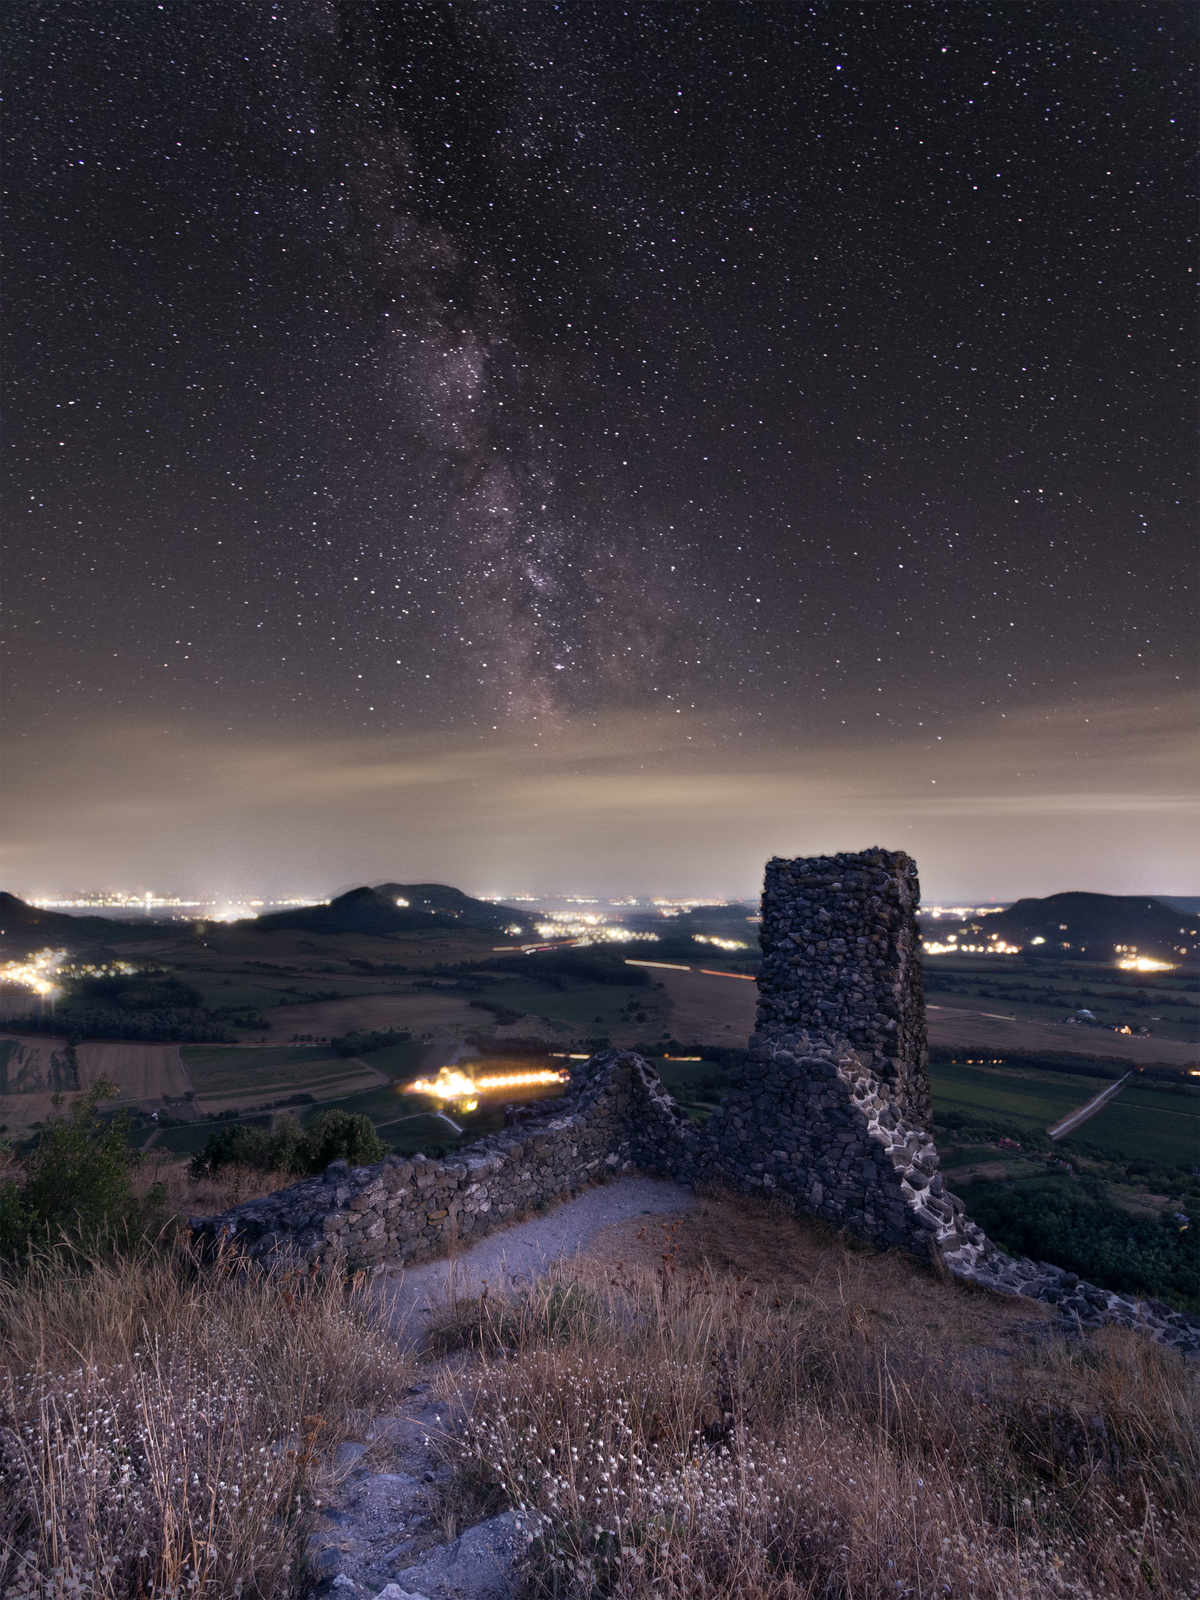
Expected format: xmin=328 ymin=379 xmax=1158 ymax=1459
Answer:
xmin=188 ymin=1108 xmax=384 ymax=1180
xmin=294 ymin=1108 xmax=385 ymax=1171
xmin=0 ymin=1077 xmax=139 ymax=1258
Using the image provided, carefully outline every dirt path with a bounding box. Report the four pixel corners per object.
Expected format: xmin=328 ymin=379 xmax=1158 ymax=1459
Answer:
xmin=377 ymin=1175 xmax=697 ymax=1348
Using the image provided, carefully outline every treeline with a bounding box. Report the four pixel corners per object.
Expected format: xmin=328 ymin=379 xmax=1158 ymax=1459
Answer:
xmin=961 ymin=1173 xmax=1198 ymax=1309
xmin=929 ymin=1046 xmax=1126 ymax=1080
xmin=0 ymin=1009 xmax=233 ymax=1043
xmin=331 ymin=1027 xmax=412 ymax=1057
xmin=188 ymin=1109 xmax=386 ymax=1179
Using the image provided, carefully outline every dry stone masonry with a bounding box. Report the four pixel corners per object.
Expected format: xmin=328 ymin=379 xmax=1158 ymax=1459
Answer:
xmin=755 ymin=849 xmax=932 ymax=1126
xmin=192 ymin=850 xmax=1199 ymax=1358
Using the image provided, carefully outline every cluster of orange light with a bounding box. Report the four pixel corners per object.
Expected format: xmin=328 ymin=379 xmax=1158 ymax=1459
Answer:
xmin=406 ymin=1064 xmax=569 ymax=1111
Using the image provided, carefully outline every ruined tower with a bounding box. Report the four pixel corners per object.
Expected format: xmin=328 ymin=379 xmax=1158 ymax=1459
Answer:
xmin=754 ymin=848 xmax=932 ymax=1128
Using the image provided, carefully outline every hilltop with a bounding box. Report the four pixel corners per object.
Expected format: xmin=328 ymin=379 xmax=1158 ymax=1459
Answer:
xmin=0 ymin=892 xmax=172 ymax=951
xmin=950 ymin=891 xmax=1198 ymax=964
xmin=247 ymin=883 xmax=519 ymax=937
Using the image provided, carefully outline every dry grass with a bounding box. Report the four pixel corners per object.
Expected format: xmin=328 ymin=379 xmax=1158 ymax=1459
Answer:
xmin=0 ymin=1242 xmax=415 ymax=1598
xmin=130 ymin=1156 xmax=298 ymax=1221
xmin=427 ymin=1194 xmax=1200 ymax=1600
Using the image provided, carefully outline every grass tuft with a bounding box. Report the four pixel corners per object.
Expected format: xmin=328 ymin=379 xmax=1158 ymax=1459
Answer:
xmin=0 ymin=1239 xmax=414 ymax=1597
xmin=426 ymin=1195 xmax=1200 ymax=1599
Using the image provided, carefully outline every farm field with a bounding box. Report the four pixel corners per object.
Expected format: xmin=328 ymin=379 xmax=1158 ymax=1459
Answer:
xmin=471 ymin=974 xmax=666 ymax=1034
xmin=930 ymin=1059 xmax=1200 ymax=1168
xmin=636 ymin=966 xmax=758 ymax=1045
xmin=925 ymin=1004 xmax=1198 ymax=1065
xmin=0 ymin=1035 xmax=79 ymax=1136
xmin=1062 ymin=1094 xmax=1199 ymax=1167
xmin=80 ymin=1040 xmax=192 ymax=1107
xmin=929 ymin=1061 xmax=1115 ymax=1137
xmin=248 ymin=991 xmax=489 ymax=1041
xmin=922 ymin=954 xmax=1199 ymax=1045
xmin=183 ymin=1043 xmax=390 ymax=1107
xmin=0 ymin=1034 xmax=192 ymax=1136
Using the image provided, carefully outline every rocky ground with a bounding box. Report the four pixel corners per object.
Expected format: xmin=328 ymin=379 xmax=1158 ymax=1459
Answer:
xmin=306 ymin=1383 xmax=522 ymax=1600
xmin=309 ymin=1176 xmax=694 ymax=1599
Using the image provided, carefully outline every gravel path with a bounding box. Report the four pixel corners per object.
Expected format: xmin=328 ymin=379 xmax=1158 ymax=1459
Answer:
xmin=377 ymin=1175 xmax=697 ymax=1347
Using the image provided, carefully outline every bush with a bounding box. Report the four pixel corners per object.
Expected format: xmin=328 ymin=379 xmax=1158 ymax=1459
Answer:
xmin=962 ymin=1173 xmax=1199 ymax=1309
xmin=189 ymin=1109 xmax=386 ymax=1181
xmin=292 ymin=1108 xmax=386 ymax=1172
xmin=0 ymin=1078 xmax=141 ymax=1259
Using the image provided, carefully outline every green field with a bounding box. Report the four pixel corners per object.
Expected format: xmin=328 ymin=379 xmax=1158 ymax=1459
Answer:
xmin=929 ymin=1062 xmax=1097 ymax=1135
xmin=930 ymin=1060 xmax=1200 ymax=1168
xmin=310 ymin=1083 xmax=428 ymax=1123
xmin=179 ymin=1045 xmax=374 ymax=1099
xmin=465 ymin=975 xmax=660 ymax=1033
xmin=351 ymin=1039 xmax=431 ymax=1080
xmin=182 ymin=1044 xmax=338 ymax=1069
xmin=922 ymin=953 xmax=1200 ymax=1044
xmin=151 ymin=1116 xmax=271 ymax=1156
xmin=1063 ymin=1094 xmax=1199 ymax=1167
xmin=649 ymin=1056 xmax=734 ymax=1103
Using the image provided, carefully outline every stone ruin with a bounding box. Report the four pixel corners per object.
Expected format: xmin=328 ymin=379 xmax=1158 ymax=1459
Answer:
xmin=191 ymin=849 xmax=1200 ymax=1356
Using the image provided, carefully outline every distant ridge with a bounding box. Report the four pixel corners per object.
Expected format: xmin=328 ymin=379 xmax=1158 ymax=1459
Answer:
xmin=0 ymin=891 xmax=170 ymax=949
xmin=248 ymin=883 xmax=520 ymax=937
xmin=955 ymin=891 xmax=1198 ymax=963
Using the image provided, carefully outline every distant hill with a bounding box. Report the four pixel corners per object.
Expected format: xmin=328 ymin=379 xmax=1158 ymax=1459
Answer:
xmin=0 ymin=892 xmax=170 ymax=950
xmin=953 ymin=892 xmax=1199 ymax=963
xmin=248 ymin=883 xmax=519 ymax=938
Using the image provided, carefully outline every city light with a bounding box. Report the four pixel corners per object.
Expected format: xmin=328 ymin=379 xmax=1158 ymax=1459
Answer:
xmin=693 ymin=934 xmax=750 ymax=951
xmin=921 ymin=905 xmax=1005 ymax=920
xmin=0 ymin=948 xmax=70 ymax=1000
xmin=530 ymin=911 xmax=660 ymax=947
xmin=922 ymin=939 xmax=1022 ymax=956
xmin=0 ymin=950 xmax=142 ymax=1001
xmin=1117 ymin=955 xmax=1175 ymax=973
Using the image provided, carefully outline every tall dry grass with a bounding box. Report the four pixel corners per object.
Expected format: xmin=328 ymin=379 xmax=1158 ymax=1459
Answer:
xmin=428 ymin=1229 xmax=1200 ymax=1599
xmin=0 ymin=1242 xmax=414 ymax=1598
xmin=130 ymin=1156 xmax=299 ymax=1220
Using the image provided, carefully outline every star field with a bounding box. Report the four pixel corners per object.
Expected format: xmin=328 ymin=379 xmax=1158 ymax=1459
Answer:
xmin=2 ymin=2 xmax=1195 ymax=895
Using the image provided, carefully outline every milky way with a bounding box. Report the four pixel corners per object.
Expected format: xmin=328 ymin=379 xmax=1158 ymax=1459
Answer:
xmin=2 ymin=3 xmax=1195 ymax=894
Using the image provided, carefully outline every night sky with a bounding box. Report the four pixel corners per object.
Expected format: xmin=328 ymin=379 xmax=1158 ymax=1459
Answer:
xmin=3 ymin=2 xmax=1196 ymax=900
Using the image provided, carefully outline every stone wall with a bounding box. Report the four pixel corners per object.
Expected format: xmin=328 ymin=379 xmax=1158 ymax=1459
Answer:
xmin=189 ymin=849 xmax=1199 ymax=1357
xmin=189 ymin=1050 xmax=646 ymax=1268
xmin=756 ymin=849 xmax=931 ymax=1127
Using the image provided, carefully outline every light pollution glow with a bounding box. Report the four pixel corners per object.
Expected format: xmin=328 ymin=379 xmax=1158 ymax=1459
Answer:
xmin=0 ymin=950 xmax=139 ymax=1002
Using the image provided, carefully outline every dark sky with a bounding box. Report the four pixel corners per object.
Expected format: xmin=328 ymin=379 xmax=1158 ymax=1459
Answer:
xmin=3 ymin=2 xmax=1196 ymax=900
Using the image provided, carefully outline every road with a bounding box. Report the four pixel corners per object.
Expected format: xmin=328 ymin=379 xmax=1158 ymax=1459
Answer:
xmin=1047 ymin=1072 xmax=1132 ymax=1141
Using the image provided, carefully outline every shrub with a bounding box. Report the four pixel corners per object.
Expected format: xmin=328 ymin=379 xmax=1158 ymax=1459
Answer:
xmin=0 ymin=1078 xmax=142 ymax=1259
xmin=189 ymin=1109 xmax=385 ymax=1180
xmin=292 ymin=1108 xmax=386 ymax=1172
